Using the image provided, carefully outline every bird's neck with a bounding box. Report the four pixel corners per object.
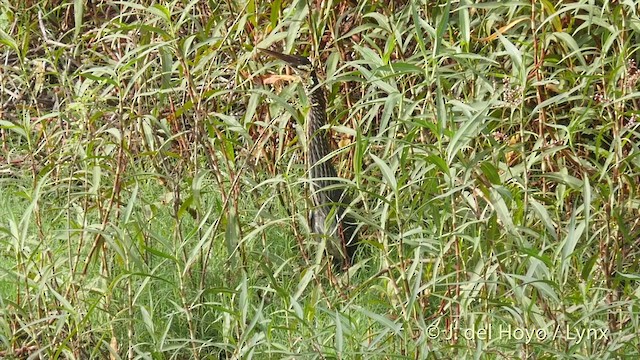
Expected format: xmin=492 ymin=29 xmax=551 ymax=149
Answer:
xmin=305 ymin=72 xmax=345 ymax=211
xmin=305 ymin=73 xmax=331 ymax=168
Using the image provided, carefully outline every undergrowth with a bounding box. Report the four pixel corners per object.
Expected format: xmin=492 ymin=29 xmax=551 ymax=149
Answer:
xmin=1 ymin=0 xmax=639 ymax=358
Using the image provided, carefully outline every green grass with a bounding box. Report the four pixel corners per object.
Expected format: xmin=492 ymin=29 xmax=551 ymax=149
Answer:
xmin=1 ymin=0 xmax=639 ymax=358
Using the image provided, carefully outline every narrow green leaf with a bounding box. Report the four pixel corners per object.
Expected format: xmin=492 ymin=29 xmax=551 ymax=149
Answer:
xmin=73 ymin=0 xmax=83 ymax=40
xmin=371 ymin=154 xmax=397 ymax=192
xmin=335 ymin=310 xmax=343 ymax=354
xmin=480 ymin=161 xmax=501 ymax=185
xmin=435 ymin=1 xmax=451 ymax=55
xmin=530 ymin=198 xmax=557 ymax=240
xmin=459 ymin=0 xmax=471 ymax=50
xmin=498 ymin=34 xmax=523 ymax=78
xmin=490 ymin=188 xmax=515 ymax=233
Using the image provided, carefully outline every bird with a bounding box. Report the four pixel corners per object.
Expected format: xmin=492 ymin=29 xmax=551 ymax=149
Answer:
xmin=258 ymin=47 xmax=359 ymax=268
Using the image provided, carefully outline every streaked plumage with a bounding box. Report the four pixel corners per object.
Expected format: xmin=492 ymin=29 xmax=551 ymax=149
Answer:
xmin=259 ymin=48 xmax=359 ymax=267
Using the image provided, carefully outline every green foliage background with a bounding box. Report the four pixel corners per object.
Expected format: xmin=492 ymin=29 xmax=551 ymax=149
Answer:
xmin=1 ymin=0 xmax=639 ymax=358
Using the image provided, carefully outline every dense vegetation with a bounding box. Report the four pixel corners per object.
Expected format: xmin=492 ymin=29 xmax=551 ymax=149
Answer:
xmin=1 ymin=0 xmax=639 ymax=358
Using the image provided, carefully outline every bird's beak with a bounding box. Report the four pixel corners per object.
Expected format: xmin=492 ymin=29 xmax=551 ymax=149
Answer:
xmin=258 ymin=48 xmax=311 ymax=68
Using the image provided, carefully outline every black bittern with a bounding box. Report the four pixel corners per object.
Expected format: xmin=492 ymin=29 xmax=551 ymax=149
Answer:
xmin=259 ymin=48 xmax=359 ymax=267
